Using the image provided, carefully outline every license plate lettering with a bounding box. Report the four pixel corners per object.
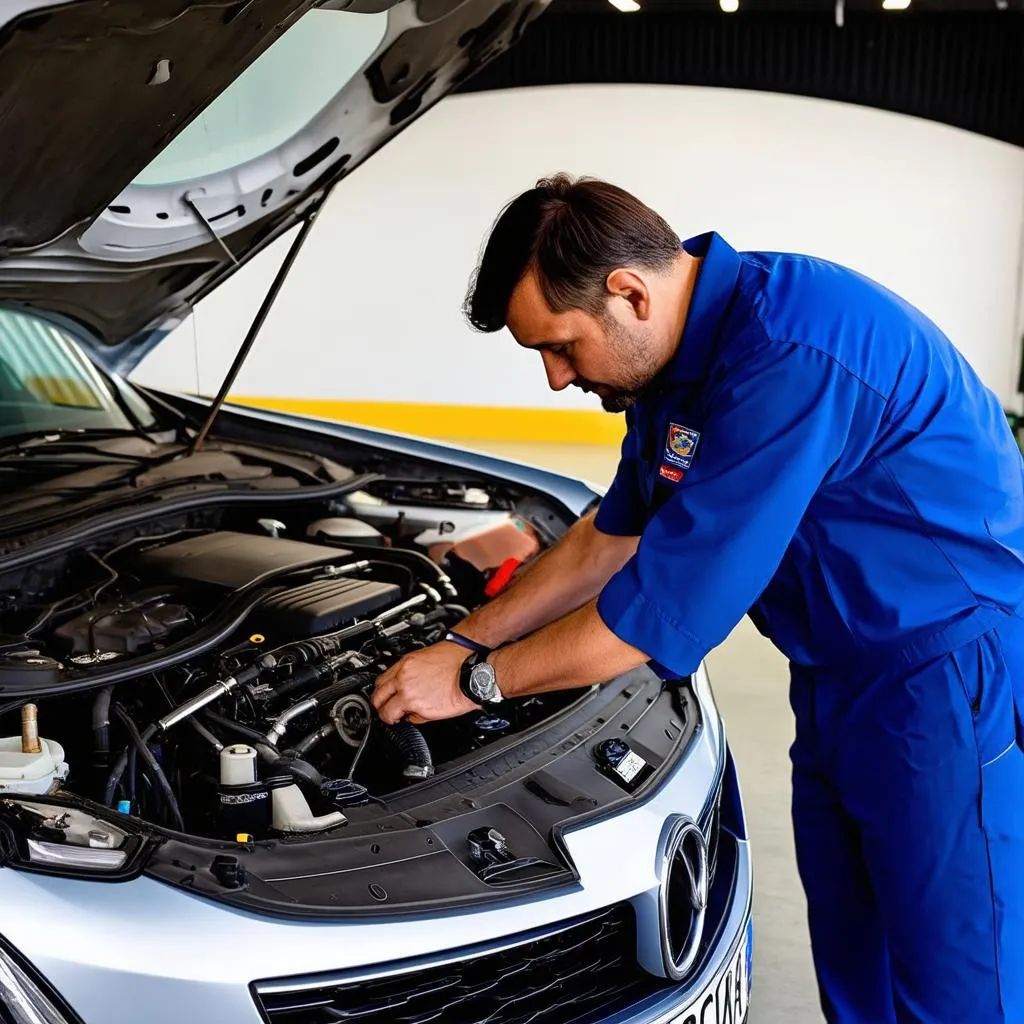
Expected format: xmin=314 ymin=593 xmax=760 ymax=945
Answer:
xmin=716 ymin=968 xmax=734 ymax=1024
xmin=699 ymin=992 xmax=716 ymax=1023
xmin=670 ymin=932 xmax=749 ymax=1024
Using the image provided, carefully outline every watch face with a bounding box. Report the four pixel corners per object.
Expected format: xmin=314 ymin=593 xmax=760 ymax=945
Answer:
xmin=469 ymin=661 xmax=498 ymax=702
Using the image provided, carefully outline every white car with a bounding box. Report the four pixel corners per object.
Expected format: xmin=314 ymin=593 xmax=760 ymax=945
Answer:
xmin=0 ymin=2 xmax=752 ymax=1022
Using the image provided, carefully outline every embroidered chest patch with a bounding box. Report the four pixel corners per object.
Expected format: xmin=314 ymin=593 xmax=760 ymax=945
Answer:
xmin=660 ymin=422 xmax=701 ymax=481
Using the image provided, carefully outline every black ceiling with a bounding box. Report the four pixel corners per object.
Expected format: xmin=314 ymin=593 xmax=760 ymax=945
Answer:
xmin=457 ymin=3 xmax=1024 ymax=146
xmin=554 ymin=0 xmax=1023 ymax=10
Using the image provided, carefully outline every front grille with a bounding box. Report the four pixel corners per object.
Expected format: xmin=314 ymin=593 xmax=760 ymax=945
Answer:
xmin=253 ymin=904 xmax=666 ymax=1024
xmin=698 ymin=776 xmax=723 ymax=886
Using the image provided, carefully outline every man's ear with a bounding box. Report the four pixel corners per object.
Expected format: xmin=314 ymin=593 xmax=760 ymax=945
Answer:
xmin=605 ymin=268 xmax=651 ymax=321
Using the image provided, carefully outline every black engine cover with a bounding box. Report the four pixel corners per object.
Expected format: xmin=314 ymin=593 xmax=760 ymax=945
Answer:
xmin=132 ymin=530 xmax=400 ymax=637
xmin=134 ymin=531 xmax=351 ymax=589
xmin=53 ymin=589 xmax=192 ymax=655
xmin=257 ymin=578 xmax=401 ymax=635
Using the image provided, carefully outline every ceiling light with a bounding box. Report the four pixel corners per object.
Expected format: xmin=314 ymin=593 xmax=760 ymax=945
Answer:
xmin=720 ymin=0 xmax=739 ymax=10
xmin=608 ymin=0 xmax=641 ymax=10
xmin=882 ymin=0 xmax=910 ymax=8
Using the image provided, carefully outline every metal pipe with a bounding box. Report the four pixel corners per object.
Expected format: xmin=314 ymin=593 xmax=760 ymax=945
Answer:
xmin=374 ymin=593 xmax=429 ymax=625
xmin=265 ymin=697 xmax=317 ymax=746
xmin=157 ymin=654 xmax=276 ymax=732
xmin=20 ymin=703 xmax=40 ymax=754
xmin=158 ymin=677 xmax=241 ymax=732
xmin=189 ymin=211 xmax=319 ymax=455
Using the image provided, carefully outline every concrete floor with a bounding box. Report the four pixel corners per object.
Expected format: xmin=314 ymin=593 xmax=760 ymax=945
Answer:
xmin=455 ymin=438 xmax=823 ymax=1023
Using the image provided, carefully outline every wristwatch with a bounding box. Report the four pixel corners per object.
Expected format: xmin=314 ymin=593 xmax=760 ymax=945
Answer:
xmin=458 ymin=650 xmax=504 ymax=708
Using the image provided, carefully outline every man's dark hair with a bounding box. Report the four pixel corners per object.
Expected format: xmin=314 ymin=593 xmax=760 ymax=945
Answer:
xmin=463 ymin=174 xmax=682 ymax=333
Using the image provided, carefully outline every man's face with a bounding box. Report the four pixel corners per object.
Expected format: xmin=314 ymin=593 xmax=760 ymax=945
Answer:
xmin=506 ymin=268 xmax=664 ymax=412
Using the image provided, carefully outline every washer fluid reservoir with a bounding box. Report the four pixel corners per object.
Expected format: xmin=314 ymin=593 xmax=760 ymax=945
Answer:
xmin=0 ymin=704 xmax=70 ymax=795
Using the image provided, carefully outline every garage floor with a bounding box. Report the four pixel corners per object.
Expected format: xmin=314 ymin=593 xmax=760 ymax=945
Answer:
xmin=453 ymin=439 xmax=823 ymax=1023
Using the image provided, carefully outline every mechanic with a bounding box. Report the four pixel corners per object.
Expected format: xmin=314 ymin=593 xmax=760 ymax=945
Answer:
xmin=371 ymin=174 xmax=1024 ymax=1023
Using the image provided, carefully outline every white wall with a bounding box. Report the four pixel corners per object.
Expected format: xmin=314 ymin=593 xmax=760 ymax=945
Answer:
xmin=134 ymin=84 xmax=1024 ymax=412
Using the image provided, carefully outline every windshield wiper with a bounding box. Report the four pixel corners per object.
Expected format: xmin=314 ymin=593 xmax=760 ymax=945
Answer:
xmin=0 ymin=428 xmax=164 ymax=461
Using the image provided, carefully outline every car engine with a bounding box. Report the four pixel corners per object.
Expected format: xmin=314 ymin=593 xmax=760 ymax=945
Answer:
xmin=0 ymin=486 xmax=572 ymax=843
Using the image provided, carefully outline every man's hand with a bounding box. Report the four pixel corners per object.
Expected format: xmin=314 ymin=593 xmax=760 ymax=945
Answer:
xmin=371 ymin=601 xmax=649 ymax=727
xmin=371 ymin=641 xmax=479 ymax=725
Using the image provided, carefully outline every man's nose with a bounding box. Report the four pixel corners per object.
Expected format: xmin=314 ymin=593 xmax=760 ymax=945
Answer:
xmin=541 ymin=351 xmax=574 ymax=392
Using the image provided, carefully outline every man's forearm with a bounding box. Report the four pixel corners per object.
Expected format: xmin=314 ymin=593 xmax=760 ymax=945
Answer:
xmin=490 ymin=600 xmax=648 ymax=696
xmin=454 ymin=510 xmax=637 ymax=648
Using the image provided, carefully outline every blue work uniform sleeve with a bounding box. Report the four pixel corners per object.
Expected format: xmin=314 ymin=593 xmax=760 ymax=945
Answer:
xmin=596 ymin=339 xmax=883 ymax=676
xmin=593 ymin=408 xmax=647 ymax=537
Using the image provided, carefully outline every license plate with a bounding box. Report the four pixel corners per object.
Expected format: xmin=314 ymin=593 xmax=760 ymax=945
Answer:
xmin=668 ymin=919 xmax=752 ymax=1024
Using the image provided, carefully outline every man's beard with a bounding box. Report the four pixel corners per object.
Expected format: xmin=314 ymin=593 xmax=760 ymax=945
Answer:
xmin=600 ymin=390 xmax=639 ymax=413
xmin=579 ymin=316 xmax=660 ymax=413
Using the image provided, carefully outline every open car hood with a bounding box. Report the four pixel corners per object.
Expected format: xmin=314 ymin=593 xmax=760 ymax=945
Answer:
xmin=0 ymin=0 xmax=545 ymax=368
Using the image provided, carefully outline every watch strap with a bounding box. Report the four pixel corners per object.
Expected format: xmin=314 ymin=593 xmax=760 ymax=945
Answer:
xmin=445 ymin=630 xmax=491 ymax=656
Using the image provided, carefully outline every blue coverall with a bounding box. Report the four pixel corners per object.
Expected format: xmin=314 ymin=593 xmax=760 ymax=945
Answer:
xmin=593 ymin=232 xmax=1024 ymax=1023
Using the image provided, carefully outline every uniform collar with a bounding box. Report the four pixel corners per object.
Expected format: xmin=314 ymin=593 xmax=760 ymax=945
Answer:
xmin=661 ymin=231 xmax=743 ymax=385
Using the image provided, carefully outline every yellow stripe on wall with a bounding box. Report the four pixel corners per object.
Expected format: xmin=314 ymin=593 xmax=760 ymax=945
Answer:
xmin=228 ymin=396 xmax=628 ymax=446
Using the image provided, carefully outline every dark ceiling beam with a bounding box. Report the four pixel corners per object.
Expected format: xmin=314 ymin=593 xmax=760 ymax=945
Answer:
xmin=458 ymin=8 xmax=1024 ymax=146
xmin=553 ymin=0 xmax=1024 ymax=11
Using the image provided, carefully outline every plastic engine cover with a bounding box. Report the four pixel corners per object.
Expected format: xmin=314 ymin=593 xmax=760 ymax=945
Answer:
xmin=53 ymin=590 xmax=191 ymax=655
xmin=134 ymin=531 xmax=351 ymax=589
xmin=256 ymin=578 xmax=401 ymax=635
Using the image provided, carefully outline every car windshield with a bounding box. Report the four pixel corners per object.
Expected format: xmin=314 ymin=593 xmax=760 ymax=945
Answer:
xmin=0 ymin=309 xmax=157 ymax=439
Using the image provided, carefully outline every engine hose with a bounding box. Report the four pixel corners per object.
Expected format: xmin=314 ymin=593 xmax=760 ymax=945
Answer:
xmin=419 ymin=607 xmax=457 ymax=628
xmin=277 ymin=636 xmax=349 ymax=666
xmin=309 ymin=671 xmax=376 ymax=709
xmin=110 ymin=706 xmax=184 ymax=831
xmin=92 ymin=686 xmax=115 ymax=769
xmin=271 ymin=659 xmax=337 ymax=702
xmin=189 ymin=717 xmax=223 ymax=752
xmin=294 ymin=723 xmax=334 ymax=757
xmin=201 ymin=711 xmax=266 ymax=746
xmin=253 ymin=744 xmax=325 ymax=788
xmin=380 ymin=719 xmax=434 ymax=780
xmin=361 ymin=560 xmax=417 ymax=597
xmin=331 ymin=541 xmax=458 ymax=600
xmin=104 ymin=722 xmax=156 ymax=807
xmin=127 ymin=746 xmax=137 ymax=808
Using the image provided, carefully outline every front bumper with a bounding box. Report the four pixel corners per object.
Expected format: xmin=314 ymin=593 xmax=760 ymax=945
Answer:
xmin=0 ymin=669 xmax=753 ymax=1024
xmin=249 ymin=824 xmax=752 ymax=1024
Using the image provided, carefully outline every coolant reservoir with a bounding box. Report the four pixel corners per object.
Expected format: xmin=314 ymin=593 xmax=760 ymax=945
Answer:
xmin=0 ymin=737 xmax=69 ymax=796
xmin=220 ymin=744 xmax=258 ymax=787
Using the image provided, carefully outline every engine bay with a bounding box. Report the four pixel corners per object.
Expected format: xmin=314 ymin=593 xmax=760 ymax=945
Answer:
xmin=0 ymin=479 xmax=576 ymax=848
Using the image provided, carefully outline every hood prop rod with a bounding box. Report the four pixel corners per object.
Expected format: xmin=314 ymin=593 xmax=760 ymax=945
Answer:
xmin=185 ymin=195 xmax=240 ymax=266
xmin=189 ymin=210 xmax=319 ymax=455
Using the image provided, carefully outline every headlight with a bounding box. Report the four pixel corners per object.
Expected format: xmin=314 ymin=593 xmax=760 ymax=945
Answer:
xmin=0 ymin=942 xmax=78 ymax=1024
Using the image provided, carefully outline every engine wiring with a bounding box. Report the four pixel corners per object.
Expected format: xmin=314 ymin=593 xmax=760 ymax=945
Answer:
xmin=0 ymin=492 xmax=570 ymax=843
